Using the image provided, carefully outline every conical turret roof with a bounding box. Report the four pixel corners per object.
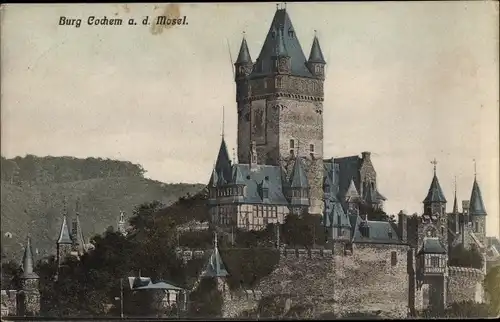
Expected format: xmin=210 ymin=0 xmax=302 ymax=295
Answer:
xmin=57 ymin=215 xmax=73 ymax=244
xmin=345 ymin=179 xmax=360 ymax=200
xmin=423 ymin=173 xmax=447 ymax=204
xmin=202 ymin=233 xmax=228 ymax=278
xmin=235 ymin=37 xmax=252 ymax=64
xmin=21 ymin=237 xmax=39 ymax=279
xmin=308 ymin=35 xmax=326 ymax=64
xmin=215 ymin=137 xmax=232 ymax=182
xmin=469 ymin=178 xmax=487 ymax=216
xmin=289 ymin=156 xmax=309 ymax=188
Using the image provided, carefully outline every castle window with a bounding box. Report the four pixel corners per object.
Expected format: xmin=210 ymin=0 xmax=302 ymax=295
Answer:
xmin=391 ymin=251 xmax=397 ymax=266
xmin=290 ymin=139 xmax=295 ymax=148
xmin=288 ymin=28 xmax=294 ymax=38
xmin=430 ymin=256 xmax=439 ymax=268
xmin=441 ymin=226 xmax=445 ymax=235
xmin=474 ymin=221 xmax=478 ymax=233
xmin=309 ymin=144 xmax=314 ymax=153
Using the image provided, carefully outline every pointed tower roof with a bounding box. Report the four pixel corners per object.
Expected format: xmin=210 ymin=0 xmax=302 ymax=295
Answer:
xmin=276 ymin=28 xmax=288 ymax=57
xmin=469 ymin=178 xmax=487 ymax=216
xmin=202 ymin=233 xmax=229 ymax=278
xmin=217 ymin=169 xmax=227 ymax=186
xmin=423 ymin=162 xmax=447 ymax=204
xmin=57 ymin=215 xmax=73 ymax=244
xmin=215 ymin=138 xmax=232 ymax=181
xmin=21 ymin=237 xmax=39 ymax=279
xmin=308 ymin=34 xmax=326 ymax=64
xmin=235 ymin=36 xmax=252 ymax=64
xmin=345 ymin=179 xmax=360 ymax=200
xmin=251 ymin=8 xmax=312 ymax=77
xmin=289 ymin=157 xmax=309 ymax=188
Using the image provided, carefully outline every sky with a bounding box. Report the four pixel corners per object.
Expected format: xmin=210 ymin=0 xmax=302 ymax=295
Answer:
xmin=1 ymin=2 xmax=499 ymax=237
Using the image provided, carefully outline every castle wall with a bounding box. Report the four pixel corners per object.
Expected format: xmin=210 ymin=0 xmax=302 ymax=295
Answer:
xmin=447 ymin=266 xmax=485 ymax=304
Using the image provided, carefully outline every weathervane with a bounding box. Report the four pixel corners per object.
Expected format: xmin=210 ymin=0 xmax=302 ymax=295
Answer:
xmin=430 ymin=158 xmax=438 ymax=175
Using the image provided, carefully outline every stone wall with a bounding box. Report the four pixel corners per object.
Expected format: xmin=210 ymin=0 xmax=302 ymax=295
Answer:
xmin=447 ymin=266 xmax=485 ymax=304
xmin=232 ymin=243 xmax=412 ymax=318
xmin=1 ymin=290 xmax=17 ymax=317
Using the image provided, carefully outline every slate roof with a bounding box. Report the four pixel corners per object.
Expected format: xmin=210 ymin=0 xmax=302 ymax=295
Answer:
xmin=128 ymin=276 xmax=152 ymax=289
xmin=469 ymin=178 xmax=487 ymax=216
xmin=353 ymin=220 xmax=402 ymax=244
xmin=418 ymin=237 xmax=447 ymax=255
xmin=21 ymin=237 xmax=39 ymax=279
xmin=487 ymin=237 xmax=500 ymax=250
xmin=134 ymin=281 xmax=184 ymax=291
xmin=250 ymin=9 xmax=313 ymax=78
xmin=452 ymin=192 xmax=459 ymax=214
xmin=332 ymin=156 xmax=361 ymax=200
xmin=220 ymin=164 xmax=288 ymax=205
xmin=423 ymin=173 xmax=447 ymax=204
xmin=324 ymin=201 xmax=351 ymax=228
xmin=57 ymin=216 xmax=73 ymax=244
xmin=236 ymin=37 xmax=252 ymax=64
xmin=345 ymin=179 xmax=360 ymax=201
xmin=308 ymin=36 xmax=326 ymax=64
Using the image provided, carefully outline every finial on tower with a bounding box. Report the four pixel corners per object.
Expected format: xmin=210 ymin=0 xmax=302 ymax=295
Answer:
xmin=63 ymin=196 xmax=67 ymax=215
xmin=75 ymin=197 xmax=80 ymax=215
xmin=214 ymin=231 xmax=218 ymax=249
xmin=430 ymin=158 xmax=438 ymax=175
xmin=221 ymin=106 xmax=225 ymax=138
xmin=473 ymin=158 xmax=477 ymax=178
xmin=454 ymin=176 xmax=457 ymax=193
xmin=232 ymin=148 xmax=236 ymax=164
xmin=284 ymin=2 xmax=287 ymax=9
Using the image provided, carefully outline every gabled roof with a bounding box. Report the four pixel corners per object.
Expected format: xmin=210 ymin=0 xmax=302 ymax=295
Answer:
xmin=345 ymin=179 xmax=360 ymax=200
xmin=21 ymin=237 xmax=39 ymax=279
xmin=289 ymin=157 xmax=308 ymax=188
xmin=353 ymin=220 xmax=402 ymax=244
xmin=308 ymin=35 xmax=326 ymax=64
xmin=469 ymin=178 xmax=487 ymax=216
xmin=418 ymin=237 xmax=447 ymax=255
xmin=235 ymin=37 xmax=252 ymax=64
xmin=231 ymin=165 xmax=246 ymax=185
xmin=250 ymin=9 xmax=312 ymax=78
xmin=423 ymin=173 xmax=447 ymax=204
xmin=325 ymin=201 xmax=351 ymax=229
xmin=57 ymin=215 xmax=73 ymax=244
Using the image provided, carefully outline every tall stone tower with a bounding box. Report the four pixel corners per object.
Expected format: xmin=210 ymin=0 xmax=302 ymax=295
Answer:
xmin=18 ymin=237 xmax=40 ymax=316
xmin=234 ymin=6 xmax=326 ymax=214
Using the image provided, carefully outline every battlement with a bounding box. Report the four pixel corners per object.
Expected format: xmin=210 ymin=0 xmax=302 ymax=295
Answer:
xmin=229 ymin=289 xmax=263 ymax=301
xmin=448 ymin=266 xmax=484 ymax=279
xmin=279 ymin=248 xmax=333 ymax=259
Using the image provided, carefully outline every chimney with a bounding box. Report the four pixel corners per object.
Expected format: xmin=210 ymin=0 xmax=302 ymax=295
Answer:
xmin=398 ymin=210 xmax=407 ymax=243
xmin=361 ymin=151 xmax=371 ymax=161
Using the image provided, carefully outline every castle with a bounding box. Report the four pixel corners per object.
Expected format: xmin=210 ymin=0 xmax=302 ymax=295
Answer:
xmin=205 ymin=6 xmax=493 ymax=317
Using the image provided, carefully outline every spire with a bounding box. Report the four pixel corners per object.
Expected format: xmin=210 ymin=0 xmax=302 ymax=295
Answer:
xmin=21 ymin=237 xmax=39 ymax=279
xmin=221 ymin=106 xmax=225 ymax=138
xmin=289 ymin=155 xmax=308 ymax=188
xmin=231 ymin=165 xmax=246 ymax=185
xmin=202 ymin=232 xmax=229 ymax=278
xmin=251 ymin=7 xmax=312 ymax=77
xmin=57 ymin=215 xmax=73 ymax=244
xmin=452 ymin=176 xmax=459 ymax=214
xmin=423 ymin=159 xmax=447 ymax=204
xmin=308 ymin=33 xmax=326 ymax=64
xmin=215 ymin=137 xmax=232 ymax=181
xmin=469 ymin=177 xmax=487 ymax=216
xmin=235 ymin=34 xmax=252 ymax=64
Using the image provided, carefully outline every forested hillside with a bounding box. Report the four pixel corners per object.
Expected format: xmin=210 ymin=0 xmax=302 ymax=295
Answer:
xmin=0 ymin=155 xmax=205 ymax=261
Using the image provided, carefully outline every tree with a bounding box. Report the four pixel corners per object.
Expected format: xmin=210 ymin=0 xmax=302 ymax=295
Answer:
xmin=448 ymin=244 xmax=483 ymax=269
xmin=484 ymin=266 xmax=500 ymax=316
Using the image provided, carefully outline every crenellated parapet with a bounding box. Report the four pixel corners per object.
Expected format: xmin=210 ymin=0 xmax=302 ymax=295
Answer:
xmin=279 ymin=248 xmax=333 ymax=259
xmin=447 ymin=266 xmax=485 ymax=305
xmin=448 ymin=266 xmax=484 ymax=279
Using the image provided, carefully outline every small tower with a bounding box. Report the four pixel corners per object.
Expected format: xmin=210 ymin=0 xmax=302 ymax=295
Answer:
xmin=234 ymin=33 xmax=253 ymax=82
xmin=118 ymin=211 xmax=127 ymax=236
xmin=201 ymin=232 xmax=229 ymax=294
xmin=287 ymin=155 xmax=310 ymax=215
xmin=71 ymin=199 xmax=86 ymax=256
xmin=345 ymin=179 xmax=360 ymax=216
xmin=307 ymin=31 xmax=326 ymax=80
xmin=468 ymin=167 xmax=487 ymax=247
xmin=56 ymin=213 xmax=73 ymax=269
xmin=18 ymin=237 xmax=40 ymax=316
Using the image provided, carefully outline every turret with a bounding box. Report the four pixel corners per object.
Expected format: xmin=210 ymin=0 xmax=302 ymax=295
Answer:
xmin=19 ymin=237 xmax=40 ymax=316
xmin=287 ymin=155 xmax=310 ymax=215
xmin=469 ymin=173 xmax=487 ymax=246
xmin=56 ymin=214 xmax=73 ymax=269
xmin=307 ymin=32 xmax=326 ymax=80
xmin=234 ymin=34 xmax=253 ymax=81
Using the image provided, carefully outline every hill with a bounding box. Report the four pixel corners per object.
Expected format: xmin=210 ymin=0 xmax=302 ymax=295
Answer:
xmin=0 ymin=156 xmax=205 ymax=262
